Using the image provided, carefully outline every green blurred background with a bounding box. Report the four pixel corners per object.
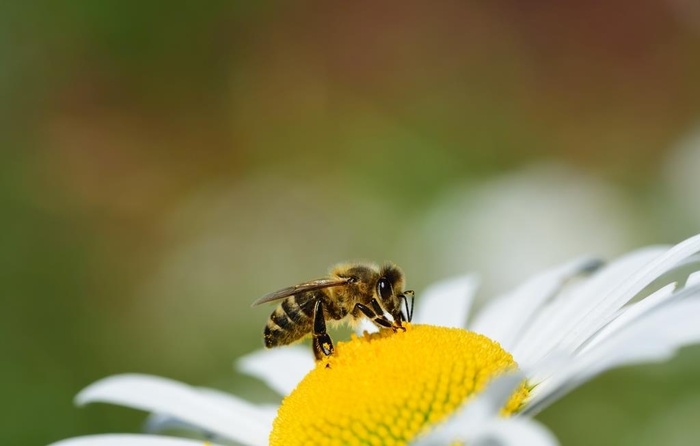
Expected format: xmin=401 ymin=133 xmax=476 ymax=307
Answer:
xmin=4 ymin=1 xmax=700 ymax=445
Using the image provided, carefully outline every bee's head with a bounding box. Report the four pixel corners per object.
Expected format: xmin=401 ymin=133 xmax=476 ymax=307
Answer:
xmin=331 ymin=262 xmax=414 ymax=322
xmin=377 ymin=263 xmax=404 ymax=297
xmin=377 ymin=263 xmax=414 ymax=322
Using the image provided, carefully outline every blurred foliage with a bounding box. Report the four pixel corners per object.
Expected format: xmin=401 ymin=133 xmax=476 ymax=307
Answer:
xmin=2 ymin=1 xmax=700 ymax=445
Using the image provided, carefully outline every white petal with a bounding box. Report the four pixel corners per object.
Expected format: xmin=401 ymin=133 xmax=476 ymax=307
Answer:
xmin=581 ymin=288 xmax=700 ymax=373
xmin=195 ymin=387 xmax=278 ymax=423
xmin=470 ymin=418 xmax=560 ymax=446
xmin=145 ymin=411 xmax=279 ymax=438
xmin=237 ymin=346 xmax=314 ymax=396
xmin=513 ymin=246 xmax=668 ymax=368
xmin=143 ymin=413 xmax=202 ymax=435
xmin=355 ymin=318 xmax=379 ymax=335
xmin=579 ymin=283 xmax=675 ymax=353
xmin=688 ymin=270 xmax=700 ymax=287
xmin=412 ymin=274 xmax=478 ymax=328
xmin=525 ymin=285 xmax=700 ymax=414
xmin=145 ymin=399 xmax=277 ymax=438
xmin=144 ymin=387 xmax=279 ymax=436
xmin=554 ymin=235 xmax=700 ymax=357
xmin=49 ymin=434 xmax=224 ymax=446
xmin=76 ymin=374 xmax=270 ymax=446
xmin=470 ymin=257 xmax=601 ymax=351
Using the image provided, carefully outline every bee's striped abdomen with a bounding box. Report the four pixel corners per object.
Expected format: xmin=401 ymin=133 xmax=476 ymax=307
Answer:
xmin=264 ymin=295 xmax=315 ymax=348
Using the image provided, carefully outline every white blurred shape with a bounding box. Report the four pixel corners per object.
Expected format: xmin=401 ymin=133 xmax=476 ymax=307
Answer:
xmin=663 ymin=124 xmax=700 ymax=226
xmin=411 ymin=274 xmax=478 ymax=328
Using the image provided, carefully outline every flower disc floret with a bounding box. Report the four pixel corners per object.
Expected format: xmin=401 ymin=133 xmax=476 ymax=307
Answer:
xmin=270 ymin=324 xmax=528 ymax=446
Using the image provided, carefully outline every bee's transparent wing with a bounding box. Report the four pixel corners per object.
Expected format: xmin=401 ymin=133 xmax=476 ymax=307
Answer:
xmin=251 ymin=277 xmax=351 ymax=306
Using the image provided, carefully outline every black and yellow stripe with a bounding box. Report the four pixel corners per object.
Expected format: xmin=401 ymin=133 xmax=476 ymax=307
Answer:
xmin=264 ymin=294 xmax=316 ymax=348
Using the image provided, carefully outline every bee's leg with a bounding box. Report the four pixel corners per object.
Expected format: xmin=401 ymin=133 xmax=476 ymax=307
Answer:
xmin=312 ymin=299 xmax=334 ymax=361
xmin=399 ymin=290 xmax=415 ymax=323
xmin=355 ymin=299 xmax=405 ymax=331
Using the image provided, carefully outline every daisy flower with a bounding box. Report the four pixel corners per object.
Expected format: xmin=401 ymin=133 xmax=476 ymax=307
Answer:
xmin=51 ymin=234 xmax=700 ymax=446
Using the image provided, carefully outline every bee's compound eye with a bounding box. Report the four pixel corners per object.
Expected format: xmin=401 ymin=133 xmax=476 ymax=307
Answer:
xmin=377 ymin=277 xmax=393 ymax=300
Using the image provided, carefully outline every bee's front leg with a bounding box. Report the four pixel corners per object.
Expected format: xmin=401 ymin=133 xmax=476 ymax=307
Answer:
xmin=398 ymin=290 xmax=415 ymax=323
xmin=312 ymin=299 xmax=334 ymax=361
xmin=355 ymin=299 xmax=405 ymax=332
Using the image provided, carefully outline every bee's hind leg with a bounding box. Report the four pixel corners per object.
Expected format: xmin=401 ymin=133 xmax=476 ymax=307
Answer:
xmin=312 ymin=299 xmax=334 ymax=361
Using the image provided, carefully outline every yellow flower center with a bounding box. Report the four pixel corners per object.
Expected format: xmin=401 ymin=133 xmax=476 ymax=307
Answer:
xmin=270 ymin=324 xmax=528 ymax=446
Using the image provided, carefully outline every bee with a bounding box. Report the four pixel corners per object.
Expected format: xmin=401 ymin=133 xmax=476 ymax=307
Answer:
xmin=252 ymin=262 xmax=415 ymax=360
